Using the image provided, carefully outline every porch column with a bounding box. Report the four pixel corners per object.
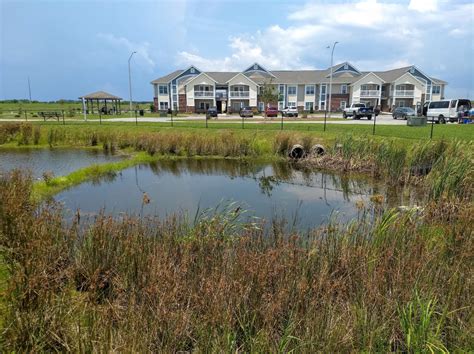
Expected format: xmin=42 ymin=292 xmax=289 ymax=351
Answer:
xmin=213 ymin=83 xmax=216 ymax=108
xmin=393 ymin=97 xmax=396 ymax=110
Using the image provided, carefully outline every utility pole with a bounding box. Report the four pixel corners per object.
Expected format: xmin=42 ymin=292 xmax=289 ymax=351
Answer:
xmin=128 ymin=51 xmax=137 ymax=114
xmin=27 ymin=76 xmax=32 ymax=102
xmin=327 ymin=41 xmax=338 ymax=118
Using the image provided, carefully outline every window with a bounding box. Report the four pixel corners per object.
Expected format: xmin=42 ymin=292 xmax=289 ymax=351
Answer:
xmin=258 ymin=102 xmax=264 ymax=111
xmin=450 ymin=100 xmax=457 ymax=108
xmin=288 ymin=102 xmax=296 ymax=108
xmin=159 ymin=85 xmax=168 ymax=95
xmin=432 ymin=85 xmax=441 ymax=94
xmin=190 ymin=68 xmax=195 ymax=74
xmin=305 ymin=102 xmax=314 ymax=111
xmin=305 ymin=85 xmax=315 ymax=95
xmin=320 ymin=102 xmax=325 ymax=110
xmin=279 ymin=85 xmax=285 ymax=94
xmin=429 ymin=101 xmax=449 ymax=109
xmin=288 ymin=86 xmax=297 ymax=95
xmin=278 ymin=102 xmax=284 ymax=110
xmin=341 ymin=84 xmax=348 ymax=94
xmin=398 ymin=101 xmax=405 ymax=108
xmin=254 ymin=64 xmax=258 ymax=70
xmin=199 ymin=102 xmax=205 ymax=109
xmin=159 ymin=102 xmax=168 ymax=110
xmin=340 ymin=101 xmax=347 ymax=110
xmin=344 ymin=63 xmax=348 ymax=70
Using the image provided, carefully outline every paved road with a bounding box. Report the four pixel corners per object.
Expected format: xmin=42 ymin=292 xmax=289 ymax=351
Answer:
xmin=2 ymin=113 xmax=410 ymax=125
xmin=102 ymin=113 xmax=408 ymax=125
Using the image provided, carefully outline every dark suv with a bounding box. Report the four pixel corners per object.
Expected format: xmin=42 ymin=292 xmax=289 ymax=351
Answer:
xmin=206 ymin=107 xmax=218 ymax=119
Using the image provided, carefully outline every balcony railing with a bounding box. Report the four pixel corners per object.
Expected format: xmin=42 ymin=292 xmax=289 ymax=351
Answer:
xmin=395 ymin=90 xmax=414 ymax=97
xmin=360 ymin=90 xmax=381 ymax=97
xmin=230 ymin=91 xmax=250 ymax=98
xmin=194 ymin=91 xmax=214 ymax=97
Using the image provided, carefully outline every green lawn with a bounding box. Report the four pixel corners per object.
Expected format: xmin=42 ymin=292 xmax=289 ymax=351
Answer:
xmin=21 ymin=119 xmax=474 ymax=143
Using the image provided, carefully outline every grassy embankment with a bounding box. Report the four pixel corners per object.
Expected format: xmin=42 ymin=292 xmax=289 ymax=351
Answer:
xmin=0 ymin=170 xmax=472 ymax=352
xmin=1 ymin=122 xmax=473 ymax=201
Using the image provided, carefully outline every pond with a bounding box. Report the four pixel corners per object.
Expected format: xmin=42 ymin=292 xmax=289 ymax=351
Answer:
xmin=0 ymin=148 xmax=123 ymax=179
xmin=55 ymin=159 xmax=424 ymax=229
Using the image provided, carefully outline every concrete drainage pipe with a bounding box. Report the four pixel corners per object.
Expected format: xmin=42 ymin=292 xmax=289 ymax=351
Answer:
xmin=289 ymin=144 xmax=306 ymax=159
xmin=311 ymin=144 xmax=326 ymax=156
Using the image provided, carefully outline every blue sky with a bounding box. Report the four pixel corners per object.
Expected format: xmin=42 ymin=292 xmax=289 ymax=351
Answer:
xmin=1 ymin=0 xmax=473 ymax=101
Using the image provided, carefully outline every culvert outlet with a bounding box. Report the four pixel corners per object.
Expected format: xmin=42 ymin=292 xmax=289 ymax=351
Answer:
xmin=311 ymin=144 xmax=326 ymax=156
xmin=289 ymin=144 xmax=306 ymax=159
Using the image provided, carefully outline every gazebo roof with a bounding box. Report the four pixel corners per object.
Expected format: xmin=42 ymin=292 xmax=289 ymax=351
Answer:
xmin=79 ymin=91 xmax=122 ymax=100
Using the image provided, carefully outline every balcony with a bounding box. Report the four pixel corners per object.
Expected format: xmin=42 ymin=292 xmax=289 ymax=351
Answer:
xmin=230 ymin=91 xmax=250 ymax=98
xmin=360 ymin=90 xmax=381 ymax=97
xmin=394 ymin=90 xmax=414 ymax=97
xmin=194 ymin=91 xmax=214 ymax=98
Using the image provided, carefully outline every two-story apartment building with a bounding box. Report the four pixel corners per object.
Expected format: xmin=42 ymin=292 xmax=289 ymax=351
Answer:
xmin=151 ymin=62 xmax=447 ymax=113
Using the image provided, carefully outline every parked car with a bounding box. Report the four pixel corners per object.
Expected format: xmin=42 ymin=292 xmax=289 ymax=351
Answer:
xmin=206 ymin=107 xmax=218 ymax=118
xmin=239 ymin=106 xmax=253 ymax=118
xmin=265 ymin=106 xmax=278 ymax=117
xmin=424 ymin=99 xmax=471 ymax=124
xmin=392 ymin=107 xmax=416 ymax=120
xmin=281 ymin=106 xmax=298 ymax=117
xmin=342 ymin=103 xmax=373 ymax=120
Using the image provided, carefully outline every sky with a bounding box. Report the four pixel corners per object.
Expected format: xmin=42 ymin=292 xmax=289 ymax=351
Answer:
xmin=1 ymin=0 xmax=473 ymax=101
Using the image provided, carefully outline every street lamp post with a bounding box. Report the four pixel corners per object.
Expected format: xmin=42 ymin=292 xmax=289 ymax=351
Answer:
xmin=327 ymin=41 xmax=338 ymax=119
xmin=128 ymin=51 xmax=137 ymax=114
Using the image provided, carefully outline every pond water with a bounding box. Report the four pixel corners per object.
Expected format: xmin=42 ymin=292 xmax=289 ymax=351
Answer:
xmin=0 ymin=148 xmax=123 ymax=179
xmin=55 ymin=159 xmax=423 ymax=229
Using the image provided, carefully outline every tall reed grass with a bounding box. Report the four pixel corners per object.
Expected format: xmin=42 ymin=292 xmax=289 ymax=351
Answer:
xmin=0 ymin=172 xmax=472 ymax=352
xmin=1 ymin=123 xmax=472 ymax=201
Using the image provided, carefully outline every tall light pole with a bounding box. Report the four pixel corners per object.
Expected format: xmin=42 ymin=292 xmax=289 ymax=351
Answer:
xmin=327 ymin=41 xmax=338 ymax=118
xmin=128 ymin=51 xmax=137 ymax=113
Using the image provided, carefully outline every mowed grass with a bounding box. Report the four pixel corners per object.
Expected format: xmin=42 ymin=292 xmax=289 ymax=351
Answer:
xmin=16 ymin=120 xmax=474 ymax=144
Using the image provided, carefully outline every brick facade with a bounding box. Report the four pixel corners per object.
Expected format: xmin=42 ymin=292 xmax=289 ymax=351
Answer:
xmin=328 ymin=94 xmax=350 ymax=111
xmin=178 ymin=94 xmax=187 ymax=113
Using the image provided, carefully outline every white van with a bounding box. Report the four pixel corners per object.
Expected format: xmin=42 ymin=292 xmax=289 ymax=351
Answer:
xmin=425 ymin=99 xmax=472 ymax=123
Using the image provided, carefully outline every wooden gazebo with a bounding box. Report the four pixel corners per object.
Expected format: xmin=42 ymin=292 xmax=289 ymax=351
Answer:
xmin=79 ymin=91 xmax=122 ymax=115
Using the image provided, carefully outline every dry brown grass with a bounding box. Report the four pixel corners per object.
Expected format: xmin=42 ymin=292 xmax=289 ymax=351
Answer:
xmin=0 ymin=171 xmax=472 ymax=352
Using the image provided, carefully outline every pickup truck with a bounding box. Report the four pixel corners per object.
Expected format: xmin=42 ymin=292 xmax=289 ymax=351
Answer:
xmin=281 ymin=106 xmax=298 ymax=117
xmin=342 ymin=103 xmax=373 ymax=120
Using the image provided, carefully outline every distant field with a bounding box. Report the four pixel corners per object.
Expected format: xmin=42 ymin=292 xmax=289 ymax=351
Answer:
xmin=0 ymin=101 xmax=153 ymax=115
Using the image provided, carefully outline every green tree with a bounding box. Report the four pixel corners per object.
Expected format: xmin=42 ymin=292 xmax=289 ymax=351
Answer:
xmin=260 ymin=80 xmax=278 ymax=119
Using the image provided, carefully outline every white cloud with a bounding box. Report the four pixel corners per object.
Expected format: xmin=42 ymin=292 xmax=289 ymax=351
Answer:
xmin=176 ymin=0 xmax=473 ymax=97
xmin=408 ymin=0 xmax=438 ymax=12
xmin=97 ymin=33 xmax=155 ymax=68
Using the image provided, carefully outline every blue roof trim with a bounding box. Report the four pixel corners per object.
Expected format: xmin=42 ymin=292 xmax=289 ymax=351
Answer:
xmin=408 ymin=66 xmax=431 ymax=84
xmin=334 ymin=63 xmax=360 ymax=74
xmin=171 ymin=66 xmax=201 ymax=84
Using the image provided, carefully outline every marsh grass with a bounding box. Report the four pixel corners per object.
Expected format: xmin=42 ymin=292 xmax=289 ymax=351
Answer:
xmin=0 ymin=172 xmax=472 ymax=352
xmin=1 ymin=123 xmax=472 ymax=201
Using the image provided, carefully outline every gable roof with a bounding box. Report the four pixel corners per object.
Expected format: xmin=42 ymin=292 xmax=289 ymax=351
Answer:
xmin=186 ymin=72 xmax=217 ymax=85
xmin=243 ymin=62 xmax=276 ymax=78
xmin=225 ymin=72 xmax=260 ymax=86
xmin=151 ymin=70 xmax=184 ymax=84
xmin=350 ymin=72 xmax=386 ymax=86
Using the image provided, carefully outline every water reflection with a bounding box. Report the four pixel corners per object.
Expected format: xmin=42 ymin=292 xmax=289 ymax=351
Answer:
xmin=0 ymin=148 xmax=122 ymax=178
xmin=56 ymin=158 xmax=425 ymax=229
